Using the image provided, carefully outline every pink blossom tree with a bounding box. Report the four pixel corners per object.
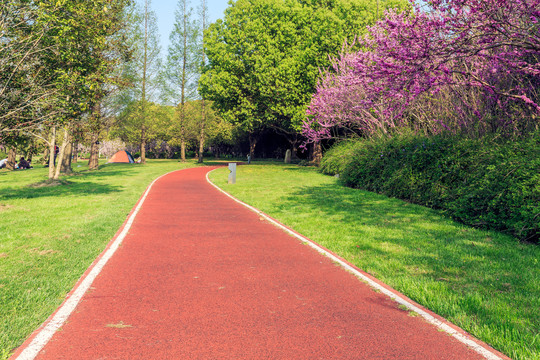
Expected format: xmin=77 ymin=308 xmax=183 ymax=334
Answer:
xmin=303 ymin=0 xmax=540 ymax=142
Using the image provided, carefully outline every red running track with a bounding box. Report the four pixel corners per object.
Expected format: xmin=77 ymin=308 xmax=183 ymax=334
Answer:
xmin=15 ymin=167 xmax=504 ymax=359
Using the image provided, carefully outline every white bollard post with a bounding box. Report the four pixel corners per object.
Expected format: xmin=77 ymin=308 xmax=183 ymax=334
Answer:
xmin=228 ymin=162 xmax=237 ymax=184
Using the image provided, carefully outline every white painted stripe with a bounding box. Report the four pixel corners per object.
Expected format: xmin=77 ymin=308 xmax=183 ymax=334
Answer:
xmin=205 ymin=168 xmax=503 ymax=360
xmin=14 ymin=170 xmax=178 ymax=360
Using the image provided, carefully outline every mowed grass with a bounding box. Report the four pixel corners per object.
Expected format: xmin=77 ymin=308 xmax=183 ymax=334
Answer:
xmin=209 ymin=163 xmax=540 ymax=360
xmin=0 ymin=160 xmax=198 ymax=359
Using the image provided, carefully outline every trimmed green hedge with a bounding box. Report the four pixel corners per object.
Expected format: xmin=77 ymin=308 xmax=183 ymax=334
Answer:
xmin=320 ymin=133 xmax=540 ymax=242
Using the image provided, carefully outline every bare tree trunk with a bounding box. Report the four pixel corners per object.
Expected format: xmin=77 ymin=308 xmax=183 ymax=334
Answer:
xmin=60 ymin=139 xmax=73 ymax=174
xmin=141 ymin=134 xmax=147 ymax=164
xmin=88 ymin=132 xmax=100 ymax=170
xmin=72 ymin=140 xmax=78 ymax=163
xmin=248 ymin=134 xmax=258 ymax=159
xmin=180 ymin=138 xmax=186 ymax=162
xmin=292 ymin=144 xmax=298 ymax=160
xmin=6 ymin=147 xmax=16 ymax=170
xmin=54 ymin=127 xmax=70 ymax=179
xmin=198 ymin=105 xmax=205 ymax=163
xmin=42 ymin=147 xmax=49 ymax=165
xmin=25 ymin=139 xmax=35 ymax=162
xmin=48 ymin=126 xmax=56 ymax=179
xmin=311 ymin=141 xmax=323 ymax=166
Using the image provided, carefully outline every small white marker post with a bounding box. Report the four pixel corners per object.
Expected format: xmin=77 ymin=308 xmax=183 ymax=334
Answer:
xmin=228 ymin=163 xmax=237 ymax=184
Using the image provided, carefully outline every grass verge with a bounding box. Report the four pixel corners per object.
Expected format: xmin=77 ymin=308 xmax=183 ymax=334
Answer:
xmin=209 ymin=163 xmax=540 ymax=360
xmin=0 ymin=160 xmax=198 ymax=359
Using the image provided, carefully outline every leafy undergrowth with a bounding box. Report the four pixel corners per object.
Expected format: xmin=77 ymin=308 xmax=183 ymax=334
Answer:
xmin=209 ymin=163 xmax=540 ymax=360
xmin=320 ymin=133 xmax=540 ymax=243
xmin=0 ymin=160 xmax=198 ymax=359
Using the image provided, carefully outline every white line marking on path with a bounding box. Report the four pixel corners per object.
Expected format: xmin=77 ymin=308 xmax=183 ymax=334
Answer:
xmin=14 ymin=170 xmax=177 ymax=360
xmin=206 ymin=168 xmax=504 ymax=360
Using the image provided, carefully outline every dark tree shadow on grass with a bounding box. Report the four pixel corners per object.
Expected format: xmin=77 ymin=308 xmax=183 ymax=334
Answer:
xmin=283 ymin=183 xmax=539 ymax=328
xmin=0 ymin=180 xmax=122 ymax=200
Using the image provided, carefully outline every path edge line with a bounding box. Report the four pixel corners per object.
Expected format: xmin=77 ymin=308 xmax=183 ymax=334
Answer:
xmin=11 ymin=169 xmax=184 ymax=360
xmin=205 ymin=168 xmax=508 ymax=360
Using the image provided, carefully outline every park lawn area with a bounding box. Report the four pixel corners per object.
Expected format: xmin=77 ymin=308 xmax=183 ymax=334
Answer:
xmin=209 ymin=163 xmax=540 ymax=360
xmin=0 ymin=159 xmax=198 ymax=359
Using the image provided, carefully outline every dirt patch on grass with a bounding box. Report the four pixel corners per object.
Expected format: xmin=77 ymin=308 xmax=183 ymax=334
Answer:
xmin=27 ymin=179 xmax=71 ymax=188
xmin=0 ymin=204 xmax=14 ymax=212
xmin=0 ymin=253 xmax=8 ymax=258
xmin=28 ymin=248 xmax=58 ymax=256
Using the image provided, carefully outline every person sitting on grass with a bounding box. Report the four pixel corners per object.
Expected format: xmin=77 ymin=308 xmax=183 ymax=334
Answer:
xmin=0 ymin=158 xmax=7 ymax=169
xmin=18 ymin=157 xmax=31 ymax=170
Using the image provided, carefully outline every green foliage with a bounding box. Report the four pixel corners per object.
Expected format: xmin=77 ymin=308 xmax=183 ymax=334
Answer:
xmin=112 ymin=100 xmax=171 ymax=146
xmin=321 ymin=133 xmax=540 ymax=242
xmin=1 ymin=0 xmax=131 ymax=144
xmin=200 ymin=0 xmax=407 ymax=137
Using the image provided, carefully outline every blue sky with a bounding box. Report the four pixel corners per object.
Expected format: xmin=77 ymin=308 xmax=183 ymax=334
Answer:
xmin=147 ymin=0 xmax=230 ymax=55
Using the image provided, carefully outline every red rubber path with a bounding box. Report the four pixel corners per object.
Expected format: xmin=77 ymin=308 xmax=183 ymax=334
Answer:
xmin=21 ymin=167 xmax=499 ymax=359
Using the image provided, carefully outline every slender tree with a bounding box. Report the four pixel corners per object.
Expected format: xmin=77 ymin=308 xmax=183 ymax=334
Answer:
xmin=164 ymin=0 xmax=200 ymax=162
xmin=114 ymin=0 xmax=162 ymax=164
xmin=197 ymin=0 xmax=208 ymax=163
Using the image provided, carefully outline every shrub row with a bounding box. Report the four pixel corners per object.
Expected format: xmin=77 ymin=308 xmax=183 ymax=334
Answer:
xmin=320 ymin=133 xmax=540 ymax=242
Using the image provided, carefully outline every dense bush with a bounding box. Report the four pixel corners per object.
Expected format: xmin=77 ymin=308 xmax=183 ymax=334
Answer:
xmin=320 ymin=133 xmax=540 ymax=242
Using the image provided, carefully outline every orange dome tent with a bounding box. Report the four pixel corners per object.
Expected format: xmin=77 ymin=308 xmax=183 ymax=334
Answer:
xmin=108 ymin=150 xmax=135 ymax=164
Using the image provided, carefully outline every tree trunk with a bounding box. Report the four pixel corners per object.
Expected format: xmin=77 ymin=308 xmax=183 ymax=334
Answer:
xmin=88 ymin=132 xmax=100 ymax=170
xmin=72 ymin=140 xmax=78 ymax=163
xmin=54 ymin=127 xmax=70 ymax=180
xmin=60 ymin=139 xmax=73 ymax=174
xmin=311 ymin=141 xmax=323 ymax=166
xmin=6 ymin=147 xmax=16 ymax=170
xmin=42 ymin=147 xmax=49 ymax=165
xmin=140 ymin=134 xmax=147 ymax=164
xmin=198 ymin=101 xmax=206 ymax=163
xmin=180 ymin=139 xmax=186 ymax=162
xmin=291 ymin=136 xmax=299 ymax=160
xmin=248 ymin=134 xmax=258 ymax=159
xmin=48 ymin=126 xmax=56 ymax=179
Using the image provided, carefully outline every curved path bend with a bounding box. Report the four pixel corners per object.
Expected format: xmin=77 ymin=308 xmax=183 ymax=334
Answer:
xmin=13 ymin=167 xmax=507 ymax=360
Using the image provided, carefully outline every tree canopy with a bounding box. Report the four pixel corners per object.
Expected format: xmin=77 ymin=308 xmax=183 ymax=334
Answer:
xmin=199 ymin=0 xmax=407 ymax=147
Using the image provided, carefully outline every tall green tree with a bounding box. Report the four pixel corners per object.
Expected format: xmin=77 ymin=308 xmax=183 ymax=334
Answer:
xmin=163 ymin=0 xmax=200 ymax=161
xmin=199 ymin=0 xmax=407 ymax=157
xmin=1 ymin=0 xmax=132 ymax=176
xmin=43 ymin=0 xmax=132 ymax=177
xmin=114 ymin=0 xmax=162 ymax=164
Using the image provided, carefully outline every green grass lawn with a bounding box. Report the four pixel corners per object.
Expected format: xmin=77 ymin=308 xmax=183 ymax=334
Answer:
xmin=209 ymin=163 xmax=540 ymax=360
xmin=1 ymin=160 xmax=538 ymax=360
xmin=0 ymin=160 xmax=198 ymax=359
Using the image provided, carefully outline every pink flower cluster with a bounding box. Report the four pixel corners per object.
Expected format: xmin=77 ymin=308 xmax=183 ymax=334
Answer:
xmin=303 ymin=0 xmax=540 ymax=142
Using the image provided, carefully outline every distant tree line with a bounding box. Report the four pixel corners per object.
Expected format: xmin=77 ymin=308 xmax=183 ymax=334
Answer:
xmin=1 ymin=0 xmax=132 ymax=178
xmin=2 ymin=0 xmax=419 ymax=175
